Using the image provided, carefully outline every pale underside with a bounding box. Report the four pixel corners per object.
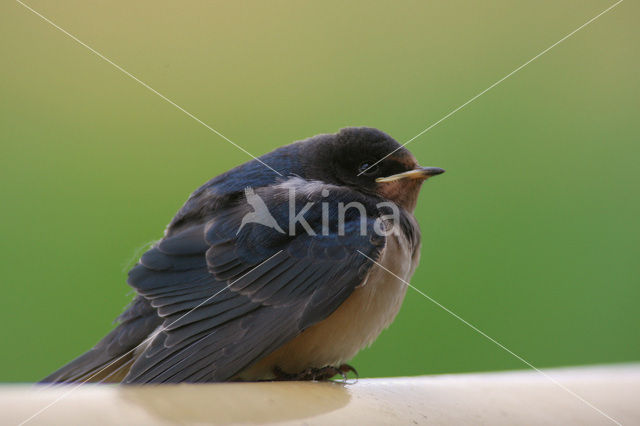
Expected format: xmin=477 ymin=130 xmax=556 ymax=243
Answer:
xmin=234 ymin=226 xmax=420 ymax=380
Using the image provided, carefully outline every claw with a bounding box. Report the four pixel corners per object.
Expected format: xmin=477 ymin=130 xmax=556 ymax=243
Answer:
xmin=271 ymin=364 xmax=359 ymax=382
xmin=339 ymin=364 xmax=359 ymax=378
xmin=337 ymin=364 xmax=359 ymax=384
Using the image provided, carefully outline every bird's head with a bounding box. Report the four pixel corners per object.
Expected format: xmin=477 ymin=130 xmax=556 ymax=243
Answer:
xmin=303 ymin=127 xmax=444 ymax=212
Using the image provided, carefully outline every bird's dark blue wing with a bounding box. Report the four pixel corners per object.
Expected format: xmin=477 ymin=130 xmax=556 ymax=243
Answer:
xmin=124 ymin=181 xmax=385 ymax=383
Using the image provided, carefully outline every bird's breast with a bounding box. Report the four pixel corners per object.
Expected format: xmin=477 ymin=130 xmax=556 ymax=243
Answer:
xmin=235 ymin=226 xmax=420 ymax=380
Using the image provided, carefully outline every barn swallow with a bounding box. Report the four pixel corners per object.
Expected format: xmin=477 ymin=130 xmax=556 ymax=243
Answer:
xmin=41 ymin=127 xmax=444 ymax=383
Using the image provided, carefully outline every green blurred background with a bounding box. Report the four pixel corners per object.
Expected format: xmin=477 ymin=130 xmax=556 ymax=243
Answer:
xmin=1 ymin=0 xmax=638 ymax=382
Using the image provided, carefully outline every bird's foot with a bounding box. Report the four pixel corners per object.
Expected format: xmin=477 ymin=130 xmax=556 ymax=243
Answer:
xmin=273 ymin=364 xmax=358 ymax=382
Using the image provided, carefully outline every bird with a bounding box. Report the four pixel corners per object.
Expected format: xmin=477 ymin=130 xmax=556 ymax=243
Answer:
xmin=41 ymin=127 xmax=444 ymax=384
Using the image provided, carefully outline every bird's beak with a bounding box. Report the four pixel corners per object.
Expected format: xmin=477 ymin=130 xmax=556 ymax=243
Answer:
xmin=375 ymin=166 xmax=445 ymax=183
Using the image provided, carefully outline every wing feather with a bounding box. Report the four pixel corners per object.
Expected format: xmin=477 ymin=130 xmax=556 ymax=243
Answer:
xmin=123 ymin=181 xmax=385 ymax=383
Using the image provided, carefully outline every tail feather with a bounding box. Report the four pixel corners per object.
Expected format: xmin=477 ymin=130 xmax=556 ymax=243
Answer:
xmin=40 ymin=345 xmax=136 ymax=384
xmin=40 ymin=296 xmax=162 ymax=384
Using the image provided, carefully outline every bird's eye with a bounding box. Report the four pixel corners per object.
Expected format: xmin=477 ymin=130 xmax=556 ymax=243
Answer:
xmin=358 ymin=162 xmax=380 ymax=175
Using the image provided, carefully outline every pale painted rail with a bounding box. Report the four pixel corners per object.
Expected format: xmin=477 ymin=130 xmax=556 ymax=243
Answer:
xmin=3 ymin=364 xmax=639 ymax=425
